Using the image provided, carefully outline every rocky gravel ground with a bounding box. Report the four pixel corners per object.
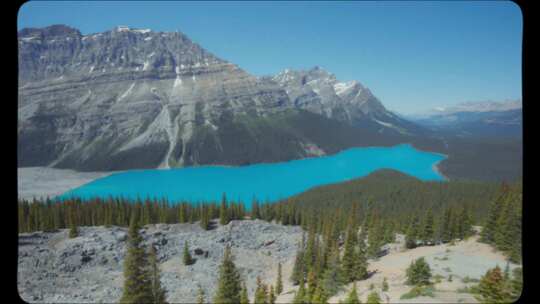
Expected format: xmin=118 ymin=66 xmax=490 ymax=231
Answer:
xmin=17 ymin=219 xmax=303 ymax=303
xmin=18 ymin=221 xmax=519 ymax=304
xmin=18 ymin=167 xmax=114 ymax=200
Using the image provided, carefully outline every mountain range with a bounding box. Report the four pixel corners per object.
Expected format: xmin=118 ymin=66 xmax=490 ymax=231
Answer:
xmin=406 ymin=100 xmax=522 ymax=138
xmin=18 ymin=25 xmax=522 ymax=182
xmin=18 ymin=25 xmax=425 ymax=171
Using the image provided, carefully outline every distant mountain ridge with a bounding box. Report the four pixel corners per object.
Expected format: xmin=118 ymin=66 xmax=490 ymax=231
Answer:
xmin=413 ymin=99 xmax=522 ymax=117
xmin=436 ymin=99 xmax=521 ymax=113
xmin=18 ymin=25 xmax=424 ymax=171
xmin=405 ymin=99 xmax=522 ymax=138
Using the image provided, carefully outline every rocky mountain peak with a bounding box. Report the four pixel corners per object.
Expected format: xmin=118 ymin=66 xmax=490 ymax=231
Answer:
xmin=271 ymin=67 xmax=391 ymax=124
xmin=272 ymin=66 xmax=336 ymax=86
xmin=18 ymin=24 xmax=82 ymax=39
xmin=18 ymin=24 xmax=233 ymax=85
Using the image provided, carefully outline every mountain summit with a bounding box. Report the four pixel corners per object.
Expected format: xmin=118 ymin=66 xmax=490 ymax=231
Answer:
xmin=268 ymin=67 xmax=415 ymax=133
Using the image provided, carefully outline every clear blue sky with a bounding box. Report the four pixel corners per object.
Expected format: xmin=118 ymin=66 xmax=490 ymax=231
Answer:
xmin=18 ymin=1 xmax=522 ymax=114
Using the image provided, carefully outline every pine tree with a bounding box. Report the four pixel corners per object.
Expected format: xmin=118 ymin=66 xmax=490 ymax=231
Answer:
xmin=189 ymin=205 xmax=195 ymax=224
xmin=148 ymin=246 xmax=168 ymax=303
xmin=312 ymin=283 xmax=327 ymax=304
xmin=481 ymin=185 xmax=508 ymax=244
xmin=69 ymin=221 xmax=78 ymax=238
xmin=220 ymin=193 xmax=229 ymax=226
xmin=478 ymin=183 xmax=522 ymax=263
xmin=449 ymin=209 xmax=459 ymax=242
xmin=183 ymin=241 xmax=194 ymax=266
xmin=314 ymin=235 xmax=325 ymax=275
xmin=213 ymin=245 xmax=242 ymax=304
xmin=119 ymin=218 xmax=153 ymax=303
xmin=439 ymin=207 xmax=453 ymax=243
xmin=508 ymin=189 xmax=522 ymax=263
xmin=269 ymin=285 xmax=276 ymax=304
xmin=503 ymin=262 xmax=510 ymax=282
xmin=342 ymin=219 xmax=359 ymax=282
xmin=179 ymin=204 xmax=186 ymax=223
xmin=321 ymin=245 xmax=345 ymax=297
xmin=457 ymin=206 xmax=473 ymax=239
xmin=251 ymin=198 xmax=261 ymax=220
xmin=197 ymin=284 xmax=206 ymax=304
xmin=382 ymin=277 xmax=389 ymax=292
xmin=306 ymin=270 xmax=317 ymax=302
xmin=367 ymin=219 xmax=384 ymax=258
xmin=382 ymin=220 xmax=395 ymax=244
xmin=200 ymin=206 xmax=210 ymax=230
xmin=276 ymin=262 xmax=283 ymax=294
xmin=366 ymin=291 xmax=381 ymax=304
xmin=304 ymin=226 xmax=317 ymax=273
xmin=405 ymin=215 xmax=419 ymax=249
xmin=405 ymin=257 xmax=431 ymax=286
xmin=510 ymin=267 xmax=522 ymax=301
xmin=291 ymin=239 xmax=305 ymax=285
xmin=498 ymin=190 xmax=522 ymax=263
xmin=68 ymin=207 xmax=78 ymax=238
xmin=240 ymin=282 xmax=249 ymax=304
xmin=344 ymin=284 xmax=360 ymax=304
xmin=142 ymin=200 xmax=151 ymax=226
xmin=420 ymin=208 xmax=435 ymax=244
xmin=354 ymin=227 xmax=368 ymax=280
xmin=292 ymin=276 xmax=307 ymax=304
xmin=476 ymin=266 xmax=511 ymax=303
xmin=254 ymin=276 xmax=268 ymax=304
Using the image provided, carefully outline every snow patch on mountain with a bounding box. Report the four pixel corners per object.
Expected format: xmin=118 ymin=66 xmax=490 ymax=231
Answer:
xmin=333 ymin=81 xmax=358 ymax=96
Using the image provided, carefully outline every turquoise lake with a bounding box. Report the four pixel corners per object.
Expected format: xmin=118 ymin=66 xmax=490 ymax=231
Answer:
xmin=59 ymin=144 xmax=446 ymax=204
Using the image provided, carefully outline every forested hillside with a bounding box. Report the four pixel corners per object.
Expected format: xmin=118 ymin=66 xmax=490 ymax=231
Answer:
xmin=413 ymin=137 xmax=522 ymax=182
xmin=270 ymin=169 xmax=499 ymax=228
xmin=17 ymin=169 xmax=522 ymax=303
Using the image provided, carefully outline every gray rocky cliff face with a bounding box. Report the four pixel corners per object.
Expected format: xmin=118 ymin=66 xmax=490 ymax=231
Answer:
xmin=19 ymin=25 xmax=291 ymax=170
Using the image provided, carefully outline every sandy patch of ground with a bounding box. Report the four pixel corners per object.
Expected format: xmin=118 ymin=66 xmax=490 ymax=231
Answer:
xmin=18 ymin=167 xmax=115 ymax=200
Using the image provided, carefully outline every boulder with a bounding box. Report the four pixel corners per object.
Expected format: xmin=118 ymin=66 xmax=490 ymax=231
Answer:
xmin=116 ymin=233 xmax=127 ymax=242
xmin=81 ymin=255 xmax=92 ymax=264
xmin=264 ymin=240 xmax=275 ymax=247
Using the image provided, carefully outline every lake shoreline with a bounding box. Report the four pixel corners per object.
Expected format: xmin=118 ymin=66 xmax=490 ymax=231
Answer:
xmin=433 ymin=162 xmax=450 ymax=181
xmin=17 ymin=167 xmax=120 ymax=200
xmin=19 ymin=143 xmax=448 ymax=201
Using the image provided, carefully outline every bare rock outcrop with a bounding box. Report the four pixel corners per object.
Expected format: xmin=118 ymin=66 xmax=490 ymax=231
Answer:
xmin=17 ymin=219 xmax=303 ymax=303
